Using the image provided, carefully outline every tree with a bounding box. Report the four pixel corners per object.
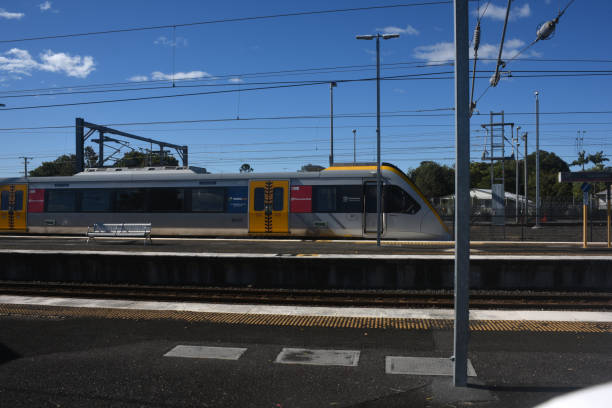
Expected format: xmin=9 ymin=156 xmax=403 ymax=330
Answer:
xmin=114 ymin=151 xmax=178 ymax=167
xmin=84 ymin=146 xmax=99 ymax=168
xmin=239 ymin=163 xmax=254 ymax=173
xmin=586 ymin=151 xmax=609 ymax=170
xmin=29 ymin=155 xmax=77 ymax=177
xmin=299 ymin=164 xmax=325 ymax=172
xmin=407 ymin=161 xmax=454 ymax=199
xmin=571 ymin=151 xmax=588 ymax=170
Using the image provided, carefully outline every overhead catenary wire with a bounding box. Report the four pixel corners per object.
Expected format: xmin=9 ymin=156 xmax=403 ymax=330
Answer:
xmin=0 ymin=2 xmax=452 ymax=44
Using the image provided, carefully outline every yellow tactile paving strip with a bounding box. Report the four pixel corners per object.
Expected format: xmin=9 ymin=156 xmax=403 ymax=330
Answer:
xmin=1 ymin=304 xmax=610 ymax=333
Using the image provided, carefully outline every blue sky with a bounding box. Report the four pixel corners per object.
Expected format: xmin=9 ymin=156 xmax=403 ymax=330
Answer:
xmin=0 ymin=0 xmax=610 ymax=177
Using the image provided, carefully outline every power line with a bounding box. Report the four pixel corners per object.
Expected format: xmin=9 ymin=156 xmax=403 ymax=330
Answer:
xmin=0 ymin=2 xmax=452 ymax=44
xmin=1 ymin=71 xmax=610 ymax=112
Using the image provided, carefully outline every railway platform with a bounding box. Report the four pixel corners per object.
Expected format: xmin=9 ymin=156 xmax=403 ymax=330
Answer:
xmin=1 ymin=235 xmax=611 ymax=291
xmin=0 ymin=295 xmax=610 ymax=407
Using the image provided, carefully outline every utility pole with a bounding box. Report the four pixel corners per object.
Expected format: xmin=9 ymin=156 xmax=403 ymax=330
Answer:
xmin=515 ymin=126 xmax=520 ymax=224
xmin=329 ymin=82 xmax=337 ymax=166
xmin=534 ymin=91 xmax=541 ymax=228
xmin=352 ymin=129 xmax=357 ymax=164
xmin=20 ymin=156 xmax=33 ymax=178
xmin=523 ymin=132 xmax=528 ymax=220
xmin=453 ymin=0 xmax=470 ymax=387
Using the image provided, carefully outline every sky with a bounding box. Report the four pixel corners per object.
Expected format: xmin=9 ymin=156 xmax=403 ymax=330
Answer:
xmin=0 ymin=0 xmax=610 ymax=177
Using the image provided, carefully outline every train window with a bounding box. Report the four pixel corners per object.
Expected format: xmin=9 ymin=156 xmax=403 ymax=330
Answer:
xmin=14 ymin=191 xmax=23 ymax=211
xmin=313 ymin=186 xmax=336 ymax=212
xmin=46 ymin=190 xmax=77 ymax=212
xmin=151 ymin=188 xmax=185 ymax=212
xmin=115 ymin=189 xmax=146 ymax=212
xmin=0 ymin=191 xmax=8 ymax=210
xmin=192 ymin=188 xmax=225 ymax=212
xmin=81 ymin=190 xmax=112 ymax=212
xmin=384 ymin=185 xmax=421 ymax=214
xmin=253 ymin=188 xmax=265 ymax=211
xmin=365 ymin=184 xmax=377 ymax=213
xmin=272 ymin=187 xmax=284 ymax=211
xmin=313 ymin=186 xmax=362 ymax=213
xmin=337 ymin=186 xmax=362 ymax=212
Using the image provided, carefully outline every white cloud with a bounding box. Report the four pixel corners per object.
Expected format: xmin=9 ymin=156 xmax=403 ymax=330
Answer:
xmin=39 ymin=1 xmax=52 ymax=11
xmin=228 ymin=77 xmax=244 ymax=83
xmin=151 ymin=70 xmax=211 ymax=81
xmin=413 ymin=42 xmax=455 ymax=63
xmin=128 ymin=75 xmax=149 ymax=82
xmin=414 ymin=38 xmax=534 ymax=64
xmin=474 ymin=3 xmax=530 ymax=21
xmin=0 ymin=48 xmax=95 ymax=78
xmin=154 ymin=36 xmax=188 ymax=47
xmin=376 ymin=24 xmax=419 ymax=36
xmin=0 ymin=8 xmax=24 ymax=19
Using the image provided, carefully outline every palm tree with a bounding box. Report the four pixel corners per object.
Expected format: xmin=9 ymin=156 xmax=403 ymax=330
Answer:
xmin=571 ymin=151 xmax=588 ymax=170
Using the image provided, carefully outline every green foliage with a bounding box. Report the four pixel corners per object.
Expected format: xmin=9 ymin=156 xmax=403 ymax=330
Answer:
xmin=300 ymin=164 xmax=325 ymax=172
xmin=29 ymin=154 xmax=77 ymax=177
xmin=586 ymin=151 xmax=609 ymax=170
xmin=239 ymin=163 xmax=254 ymax=173
xmin=571 ymin=151 xmax=588 ymax=170
xmin=407 ymin=161 xmax=454 ymax=199
xmin=113 ymin=151 xmax=178 ymax=167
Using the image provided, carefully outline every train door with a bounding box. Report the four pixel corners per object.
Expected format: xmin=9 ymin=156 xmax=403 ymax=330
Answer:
xmin=249 ymin=180 xmax=289 ymax=234
xmin=363 ymin=182 xmax=385 ymax=235
xmin=0 ymin=184 xmax=27 ymax=231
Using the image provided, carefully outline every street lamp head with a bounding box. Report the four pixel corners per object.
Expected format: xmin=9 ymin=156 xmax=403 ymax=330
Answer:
xmin=382 ymin=33 xmax=400 ymax=39
xmin=330 ymin=81 xmax=337 ymax=88
xmin=534 ymin=91 xmax=539 ymax=96
xmin=356 ymin=35 xmax=374 ymax=40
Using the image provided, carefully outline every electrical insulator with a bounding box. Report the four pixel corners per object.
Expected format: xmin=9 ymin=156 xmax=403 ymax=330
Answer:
xmin=473 ymin=24 xmax=481 ymax=51
xmin=489 ymin=71 xmax=500 ymax=87
xmin=536 ymin=19 xmax=557 ymax=41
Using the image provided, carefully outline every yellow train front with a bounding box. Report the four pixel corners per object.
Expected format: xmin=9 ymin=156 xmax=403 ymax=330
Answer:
xmin=0 ymin=163 xmax=450 ymax=240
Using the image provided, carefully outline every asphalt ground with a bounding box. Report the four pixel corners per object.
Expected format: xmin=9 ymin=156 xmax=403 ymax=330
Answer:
xmin=1 ymin=302 xmax=611 ymax=407
xmin=0 ymin=234 xmax=611 ymax=256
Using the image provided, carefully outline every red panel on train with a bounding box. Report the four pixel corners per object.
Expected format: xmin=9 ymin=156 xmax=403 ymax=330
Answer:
xmin=290 ymin=185 xmax=312 ymax=213
xmin=28 ymin=188 xmax=44 ymax=213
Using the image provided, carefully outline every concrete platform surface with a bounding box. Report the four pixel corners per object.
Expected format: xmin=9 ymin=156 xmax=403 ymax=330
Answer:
xmin=0 ymin=298 xmax=611 ymax=407
xmin=1 ymin=234 xmax=611 ymax=256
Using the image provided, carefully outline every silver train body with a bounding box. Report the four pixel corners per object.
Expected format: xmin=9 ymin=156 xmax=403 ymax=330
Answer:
xmin=0 ymin=163 xmax=450 ymax=240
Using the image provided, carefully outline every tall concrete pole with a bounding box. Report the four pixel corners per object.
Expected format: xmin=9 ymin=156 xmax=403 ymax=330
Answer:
xmin=376 ymin=35 xmax=382 ymax=247
xmin=523 ymin=132 xmax=528 ymax=219
xmin=535 ymin=91 xmax=541 ymax=228
xmin=453 ymin=0 xmax=470 ymax=387
xmin=515 ymin=126 xmax=520 ymax=223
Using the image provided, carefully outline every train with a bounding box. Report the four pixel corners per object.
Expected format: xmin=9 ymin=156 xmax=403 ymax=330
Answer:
xmin=0 ymin=162 xmax=450 ymax=240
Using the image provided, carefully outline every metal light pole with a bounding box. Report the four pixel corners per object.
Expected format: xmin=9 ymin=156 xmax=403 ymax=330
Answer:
xmin=356 ymin=32 xmax=399 ymax=247
xmin=352 ymin=129 xmax=357 ymax=164
xmin=534 ymin=91 xmax=541 ymax=228
xmin=329 ymin=82 xmax=337 ymax=166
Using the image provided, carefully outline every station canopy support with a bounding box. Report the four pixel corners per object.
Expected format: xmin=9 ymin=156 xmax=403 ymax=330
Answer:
xmin=75 ymin=117 xmax=188 ymax=173
xmin=559 ymin=172 xmax=612 ymax=248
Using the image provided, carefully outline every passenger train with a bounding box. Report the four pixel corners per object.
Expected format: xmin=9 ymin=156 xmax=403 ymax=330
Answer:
xmin=0 ymin=163 xmax=450 ymax=240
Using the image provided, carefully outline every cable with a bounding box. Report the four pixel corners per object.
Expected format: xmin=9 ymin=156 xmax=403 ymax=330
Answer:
xmin=0 ymin=2 xmax=451 ymax=44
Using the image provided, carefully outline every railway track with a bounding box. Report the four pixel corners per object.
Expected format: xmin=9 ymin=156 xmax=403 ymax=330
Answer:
xmin=1 ymin=281 xmax=611 ymax=310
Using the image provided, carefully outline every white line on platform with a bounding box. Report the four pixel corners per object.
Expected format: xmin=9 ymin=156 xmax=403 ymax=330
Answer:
xmin=1 ymin=248 xmax=611 ymax=260
xmin=1 ymin=295 xmax=610 ymax=323
xmin=1 ymin=234 xmax=609 ymax=247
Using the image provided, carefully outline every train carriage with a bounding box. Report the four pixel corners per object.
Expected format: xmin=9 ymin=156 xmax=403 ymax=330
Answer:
xmin=0 ymin=163 xmax=450 ymax=240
